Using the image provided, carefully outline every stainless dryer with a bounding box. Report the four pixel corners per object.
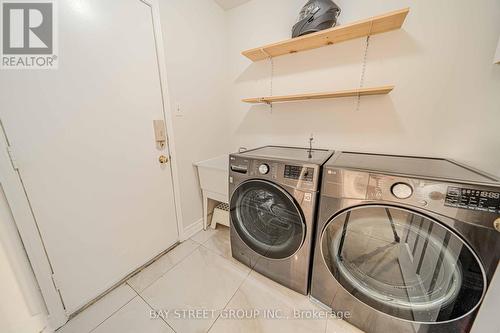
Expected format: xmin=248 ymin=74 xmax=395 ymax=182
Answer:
xmin=310 ymin=152 xmax=500 ymax=333
xmin=229 ymin=146 xmax=333 ymax=295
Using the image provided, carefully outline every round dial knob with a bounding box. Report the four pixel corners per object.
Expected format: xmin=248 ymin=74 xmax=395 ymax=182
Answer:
xmin=258 ymin=164 xmax=270 ymax=175
xmin=392 ymin=183 xmax=413 ymax=199
xmin=494 ymin=218 xmax=500 ymax=233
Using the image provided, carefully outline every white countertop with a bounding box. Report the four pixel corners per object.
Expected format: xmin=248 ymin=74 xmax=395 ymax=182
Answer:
xmin=194 ymin=155 xmax=229 ymax=172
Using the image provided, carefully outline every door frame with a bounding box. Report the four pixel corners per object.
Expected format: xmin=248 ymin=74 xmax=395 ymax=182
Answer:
xmin=141 ymin=0 xmax=185 ymax=239
xmin=0 ymin=123 xmax=68 ymax=329
xmin=0 ymin=0 xmax=184 ymax=329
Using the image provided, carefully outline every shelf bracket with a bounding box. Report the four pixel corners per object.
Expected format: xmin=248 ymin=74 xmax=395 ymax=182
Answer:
xmin=260 ymin=48 xmax=271 ymax=58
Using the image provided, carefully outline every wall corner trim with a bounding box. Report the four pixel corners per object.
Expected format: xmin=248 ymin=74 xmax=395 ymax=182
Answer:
xmin=495 ymin=37 xmax=500 ymax=64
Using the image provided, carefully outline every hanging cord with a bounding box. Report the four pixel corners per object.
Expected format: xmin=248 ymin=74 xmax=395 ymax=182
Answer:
xmin=356 ymin=35 xmax=370 ymax=112
xmin=268 ymin=56 xmax=274 ymax=112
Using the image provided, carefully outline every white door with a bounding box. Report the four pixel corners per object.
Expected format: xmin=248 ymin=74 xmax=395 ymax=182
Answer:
xmin=0 ymin=0 xmax=179 ymax=314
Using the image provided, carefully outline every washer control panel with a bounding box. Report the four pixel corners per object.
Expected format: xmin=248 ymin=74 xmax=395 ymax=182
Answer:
xmin=284 ymin=165 xmax=314 ymax=182
xmin=258 ymin=164 xmax=270 ymax=175
xmin=391 ymin=183 xmax=413 ymax=199
xmin=445 ymin=187 xmax=500 ymax=213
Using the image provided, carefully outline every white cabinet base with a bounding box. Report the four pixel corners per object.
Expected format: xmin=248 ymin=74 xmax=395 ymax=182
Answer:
xmin=195 ymin=155 xmax=229 ymax=230
xmin=202 ymin=191 xmax=228 ymax=230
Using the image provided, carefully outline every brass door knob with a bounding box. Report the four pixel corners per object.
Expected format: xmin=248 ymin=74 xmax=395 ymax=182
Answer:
xmin=159 ymin=155 xmax=169 ymax=164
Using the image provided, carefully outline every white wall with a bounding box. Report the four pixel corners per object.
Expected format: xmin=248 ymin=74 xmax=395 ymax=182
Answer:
xmin=226 ymin=0 xmax=500 ymax=177
xmin=0 ymin=190 xmax=47 ymax=333
xmin=159 ymin=0 xmax=231 ymax=229
xmin=157 ymin=0 xmax=500 ymax=235
xmin=495 ymin=36 xmax=500 ymax=64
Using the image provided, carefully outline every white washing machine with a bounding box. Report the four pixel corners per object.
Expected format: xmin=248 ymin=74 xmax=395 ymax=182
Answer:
xmin=311 ymin=152 xmax=500 ymax=333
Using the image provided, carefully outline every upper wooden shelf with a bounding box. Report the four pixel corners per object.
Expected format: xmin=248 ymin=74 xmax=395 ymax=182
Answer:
xmin=242 ymin=8 xmax=410 ymax=62
xmin=242 ymin=86 xmax=394 ymax=104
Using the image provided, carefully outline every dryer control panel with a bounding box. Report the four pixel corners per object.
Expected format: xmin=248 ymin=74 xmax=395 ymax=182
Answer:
xmin=445 ymin=187 xmax=500 ymax=213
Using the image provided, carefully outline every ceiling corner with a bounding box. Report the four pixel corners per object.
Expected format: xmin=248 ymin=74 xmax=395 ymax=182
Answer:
xmin=214 ymin=0 xmax=252 ymax=11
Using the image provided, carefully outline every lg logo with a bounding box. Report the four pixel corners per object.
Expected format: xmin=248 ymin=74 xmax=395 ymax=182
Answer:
xmin=1 ymin=0 xmax=57 ymax=69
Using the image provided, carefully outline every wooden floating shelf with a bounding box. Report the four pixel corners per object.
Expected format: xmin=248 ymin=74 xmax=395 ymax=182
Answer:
xmin=242 ymin=8 xmax=409 ymax=62
xmin=242 ymin=86 xmax=394 ymax=104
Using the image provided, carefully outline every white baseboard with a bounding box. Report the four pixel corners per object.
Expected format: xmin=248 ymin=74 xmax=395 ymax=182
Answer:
xmin=181 ymin=218 xmax=203 ymax=241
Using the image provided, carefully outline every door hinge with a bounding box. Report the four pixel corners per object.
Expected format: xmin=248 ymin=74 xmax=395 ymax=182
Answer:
xmin=51 ymin=273 xmax=67 ymax=311
xmin=7 ymin=146 xmax=18 ymax=170
xmin=51 ymin=273 xmax=61 ymax=291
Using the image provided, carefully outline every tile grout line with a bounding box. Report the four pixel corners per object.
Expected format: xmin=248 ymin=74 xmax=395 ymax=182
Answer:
xmin=86 ymin=290 xmax=137 ymax=333
xmin=197 ymin=229 xmax=328 ymax=332
xmin=86 ymin=241 xmax=202 ymax=333
xmin=129 ymin=241 xmax=201 ymax=294
xmin=134 ymin=232 xmax=238 ymax=333
xmin=194 ymin=229 xmax=258 ymax=331
xmin=131 ymin=284 xmax=178 ymax=333
xmin=126 ymin=240 xmax=210 ymax=333
xmin=131 ymin=229 xmax=245 ymax=333
xmin=205 ymin=263 xmax=254 ymax=333
xmin=203 ymin=227 xmax=260 ymax=330
xmin=199 ymin=242 xmax=230 ymax=262
xmin=198 ymin=239 xmax=255 ymax=284
xmin=194 ymin=230 xmax=236 ymax=265
xmin=60 ymin=233 xmax=216 ymax=333
xmin=191 ymin=229 xmax=219 ymax=246
xmin=205 ymin=228 xmax=255 ymax=333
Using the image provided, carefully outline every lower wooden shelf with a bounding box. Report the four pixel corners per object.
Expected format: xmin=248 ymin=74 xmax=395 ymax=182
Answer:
xmin=242 ymin=86 xmax=394 ymax=104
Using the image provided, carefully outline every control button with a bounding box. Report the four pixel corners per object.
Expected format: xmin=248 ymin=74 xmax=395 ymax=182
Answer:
xmin=419 ymin=200 xmax=428 ymax=207
xmin=258 ymin=164 xmax=270 ymax=175
xmin=494 ymin=218 xmax=500 ymax=233
xmin=392 ymin=183 xmax=413 ymax=199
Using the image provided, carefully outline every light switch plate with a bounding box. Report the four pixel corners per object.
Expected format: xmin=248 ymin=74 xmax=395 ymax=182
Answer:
xmin=153 ymin=120 xmax=167 ymax=149
xmin=175 ymin=103 xmax=183 ymax=117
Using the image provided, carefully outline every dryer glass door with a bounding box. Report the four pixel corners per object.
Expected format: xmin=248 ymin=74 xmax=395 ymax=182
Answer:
xmin=230 ymin=180 xmax=305 ymax=259
xmin=321 ymin=205 xmax=486 ymax=323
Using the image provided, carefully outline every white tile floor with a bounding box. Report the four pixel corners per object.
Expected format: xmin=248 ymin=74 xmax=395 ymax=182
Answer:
xmin=57 ymin=226 xmax=363 ymax=333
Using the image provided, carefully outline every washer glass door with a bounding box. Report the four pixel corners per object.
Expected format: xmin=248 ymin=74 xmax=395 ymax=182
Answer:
xmin=230 ymin=180 xmax=305 ymax=259
xmin=321 ymin=205 xmax=486 ymax=323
